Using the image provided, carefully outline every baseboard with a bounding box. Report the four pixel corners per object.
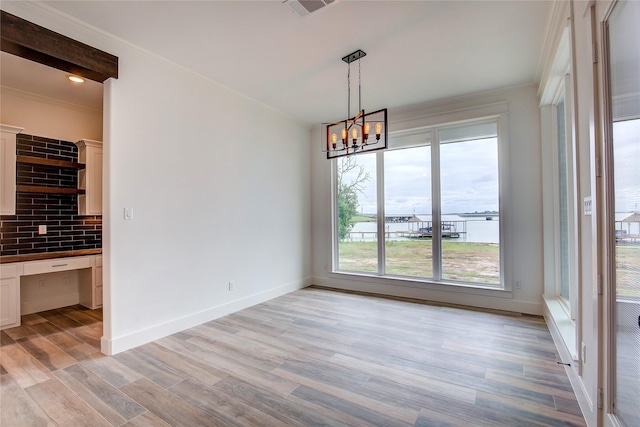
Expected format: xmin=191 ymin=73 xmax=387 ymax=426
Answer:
xmin=543 ymin=296 xmax=578 ymax=360
xmin=21 ymin=294 xmax=79 ymax=315
xmin=312 ymin=276 xmax=542 ymax=315
xmin=101 ymin=277 xmax=311 ymax=355
xmin=544 ymin=298 xmax=593 ymax=426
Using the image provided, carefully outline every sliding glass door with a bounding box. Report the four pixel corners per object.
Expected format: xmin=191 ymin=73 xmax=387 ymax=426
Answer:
xmin=605 ymin=1 xmax=640 ymax=426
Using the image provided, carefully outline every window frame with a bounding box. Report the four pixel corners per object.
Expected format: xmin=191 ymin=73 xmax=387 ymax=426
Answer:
xmin=551 ymin=74 xmax=579 ymax=320
xmin=330 ymin=109 xmax=510 ymax=291
xmin=539 ymin=22 xmax=581 ymax=362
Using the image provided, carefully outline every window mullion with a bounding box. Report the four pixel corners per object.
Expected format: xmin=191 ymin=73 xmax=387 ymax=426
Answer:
xmin=564 ymin=73 xmax=579 ymax=321
xmin=431 ymin=129 xmax=442 ymax=280
xmin=331 ymin=158 xmax=339 ymax=272
xmin=376 ymin=151 xmax=385 ymax=276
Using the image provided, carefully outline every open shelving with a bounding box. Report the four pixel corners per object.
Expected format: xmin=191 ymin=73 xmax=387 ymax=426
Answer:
xmin=17 ymin=155 xmax=85 ymax=170
xmin=16 ymin=155 xmax=86 ymax=195
xmin=16 ymin=185 xmax=85 ymax=195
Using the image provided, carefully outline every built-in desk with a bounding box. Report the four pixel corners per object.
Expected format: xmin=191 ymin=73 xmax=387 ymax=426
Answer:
xmin=0 ymin=251 xmax=102 ymax=330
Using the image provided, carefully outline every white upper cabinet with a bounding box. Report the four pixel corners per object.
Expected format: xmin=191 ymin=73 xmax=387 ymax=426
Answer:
xmin=76 ymin=139 xmax=103 ymax=216
xmin=0 ymin=124 xmax=24 ymax=215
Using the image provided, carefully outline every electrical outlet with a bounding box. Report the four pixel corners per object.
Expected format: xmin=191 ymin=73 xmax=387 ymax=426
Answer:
xmin=513 ymin=280 xmax=522 ymax=290
xmin=38 ymin=225 xmax=47 ymax=235
xmin=39 ymin=280 xmax=46 ymax=289
xmin=229 ymin=281 xmax=235 ymax=291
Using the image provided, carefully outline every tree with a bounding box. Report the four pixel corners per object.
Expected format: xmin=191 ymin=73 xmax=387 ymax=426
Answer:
xmin=337 ymin=156 xmax=371 ymax=241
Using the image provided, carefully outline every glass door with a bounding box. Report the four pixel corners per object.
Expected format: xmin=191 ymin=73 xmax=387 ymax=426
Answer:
xmin=606 ymin=1 xmax=640 ymax=426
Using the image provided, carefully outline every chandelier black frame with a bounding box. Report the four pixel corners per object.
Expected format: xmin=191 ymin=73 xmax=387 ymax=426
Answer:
xmin=323 ymin=49 xmax=388 ymax=159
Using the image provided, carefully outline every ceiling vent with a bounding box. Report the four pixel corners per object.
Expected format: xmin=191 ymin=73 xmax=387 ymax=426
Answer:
xmin=284 ymin=0 xmax=336 ymax=17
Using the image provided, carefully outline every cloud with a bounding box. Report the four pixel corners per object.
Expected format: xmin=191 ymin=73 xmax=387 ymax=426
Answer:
xmin=343 ymin=137 xmax=500 ymax=214
xmin=613 ymin=119 xmax=640 ymax=212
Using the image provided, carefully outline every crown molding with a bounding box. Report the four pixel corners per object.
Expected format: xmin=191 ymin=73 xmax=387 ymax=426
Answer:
xmin=1 ymin=85 xmax=103 ymax=114
xmin=536 ymin=0 xmax=572 ymax=95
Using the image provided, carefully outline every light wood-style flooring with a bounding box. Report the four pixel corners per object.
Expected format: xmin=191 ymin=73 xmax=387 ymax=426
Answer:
xmin=1 ymin=287 xmax=586 ymax=426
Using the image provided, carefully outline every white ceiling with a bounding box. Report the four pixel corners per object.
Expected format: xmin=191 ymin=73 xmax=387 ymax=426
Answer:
xmin=2 ymin=0 xmax=553 ymax=125
xmin=1 ymin=51 xmax=104 ymax=110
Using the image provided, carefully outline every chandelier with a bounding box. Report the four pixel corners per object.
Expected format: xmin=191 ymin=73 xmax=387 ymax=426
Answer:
xmin=323 ymin=49 xmax=388 ymax=159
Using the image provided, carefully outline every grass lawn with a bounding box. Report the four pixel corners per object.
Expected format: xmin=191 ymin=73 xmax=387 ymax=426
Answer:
xmin=338 ymin=239 xmax=500 ymax=285
xmin=350 ymin=215 xmax=376 ymax=222
xmin=616 ymin=245 xmax=640 ymax=297
xmin=338 ymin=240 xmax=640 ymax=295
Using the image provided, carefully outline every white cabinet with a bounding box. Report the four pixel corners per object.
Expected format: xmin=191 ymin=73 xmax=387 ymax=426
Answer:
xmin=76 ymin=139 xmax=102 ymax=216
xmin=79 ymin=255 xmax=102 ymax=309
xmin=22 ymin=256 xmax=92 ymax=276
xmin=94 ymin=256 xmax=103 ymax=307
xmin=0 ymin=124 xmax=23 ymax=215
xmin=1 ymin=255 xmax=102 ymax=330
xmin=0 ymin=264 xmax=21 ymax=329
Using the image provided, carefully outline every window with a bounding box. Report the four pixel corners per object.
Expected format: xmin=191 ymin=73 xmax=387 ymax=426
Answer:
xmin=333 ymin=117 xmax=504 ymax=288
xmin=556 ymin=97 xmax=570 ymax=302
xmin=439 ymin=126 xmax=500 ymax=285
xmin=552 ymin=75 xmax=578 ymax=317
xmin=336 ymin=153 xmax=377 ymax=273
xmin=555 ymin=91 xmax=578 ymax=313
xmin=385 ymin=144 xmax=432 ymax=278
xmin=539 ymin=24 xmax=579 ymax=360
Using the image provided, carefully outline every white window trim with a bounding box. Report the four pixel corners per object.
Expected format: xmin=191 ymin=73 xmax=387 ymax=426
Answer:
xmin=552 ymin=76 xmax=579 ymax=319
xmin=540 ymin=23 xmax=581 ymax=361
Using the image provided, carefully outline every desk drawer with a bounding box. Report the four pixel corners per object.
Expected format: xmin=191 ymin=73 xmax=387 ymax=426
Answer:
xmin=23 ymin=256 xmax=92 ymax=276
xmin=0 ymin=263 xmax=19 ymax=279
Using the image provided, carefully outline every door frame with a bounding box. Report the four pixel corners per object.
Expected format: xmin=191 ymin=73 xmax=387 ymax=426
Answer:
xmin=1 ymin=10 xmax=118 ymax=355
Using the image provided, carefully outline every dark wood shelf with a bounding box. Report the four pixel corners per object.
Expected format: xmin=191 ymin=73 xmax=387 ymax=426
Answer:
xmin=17 ymin=185 xmax=86 ymax=195
xmin=17 ymin=155 xmax=85 ymax=169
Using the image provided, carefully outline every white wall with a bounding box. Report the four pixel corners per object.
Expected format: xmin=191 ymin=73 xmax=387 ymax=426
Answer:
xmin=311 ymin=84 xmax=544 ymax=315
xmin=0 ymin=86 xmax=103 ymax=142
xmin=104 ymin=48 xmax=311 ymax=353
xmin=3 ymin=2 xmax=311 ymax=354
xmin=20 ymin=271 xmax=80 ymax=315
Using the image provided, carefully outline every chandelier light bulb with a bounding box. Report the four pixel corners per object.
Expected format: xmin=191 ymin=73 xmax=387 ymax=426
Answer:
xmin=352 ymin=128 xmax=358 ymax=143
xmin=341 ymin=128 xmax=347 ymax=144
xmin=364 ymin=123 xmax=370 ymax=140
xmin=331 ymin=133 xmax=338 ymax=149
xmin=375 ymin=122 xmax=383 ymax=140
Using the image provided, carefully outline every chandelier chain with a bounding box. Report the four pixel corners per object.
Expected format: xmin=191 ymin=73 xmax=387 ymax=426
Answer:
xmin=358 ymin=58 xmax=362 ymax=113
xmin=347 ymin=62 xmax=351 ymax=120
xmin=346 ymin=59 xmax=363 ymax=120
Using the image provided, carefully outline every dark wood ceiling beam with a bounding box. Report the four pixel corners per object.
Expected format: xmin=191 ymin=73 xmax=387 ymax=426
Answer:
xmin=1 ymin=10 xmax=118 ymax=82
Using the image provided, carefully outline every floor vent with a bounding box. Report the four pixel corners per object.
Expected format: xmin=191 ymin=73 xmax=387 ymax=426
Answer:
xmin=284 ymin=0 xmax=336 ymax=17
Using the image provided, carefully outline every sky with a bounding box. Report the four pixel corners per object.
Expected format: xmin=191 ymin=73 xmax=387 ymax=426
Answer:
xmin=341 ymin=118 xmax=639 ymax=217
xmin=340 ymin=137 xmax=499 ymax=215
xmin=613 ymin=119 xmax=640 ymax=213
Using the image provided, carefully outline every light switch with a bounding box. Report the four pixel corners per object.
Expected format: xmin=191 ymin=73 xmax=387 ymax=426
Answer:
xmin=38 ymin=225 xmax=47 ymax=235
xmin=124 ymin=207 xmax=134 ymax=220
xmin=583 ymin=196 xmax=592 ymax=216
